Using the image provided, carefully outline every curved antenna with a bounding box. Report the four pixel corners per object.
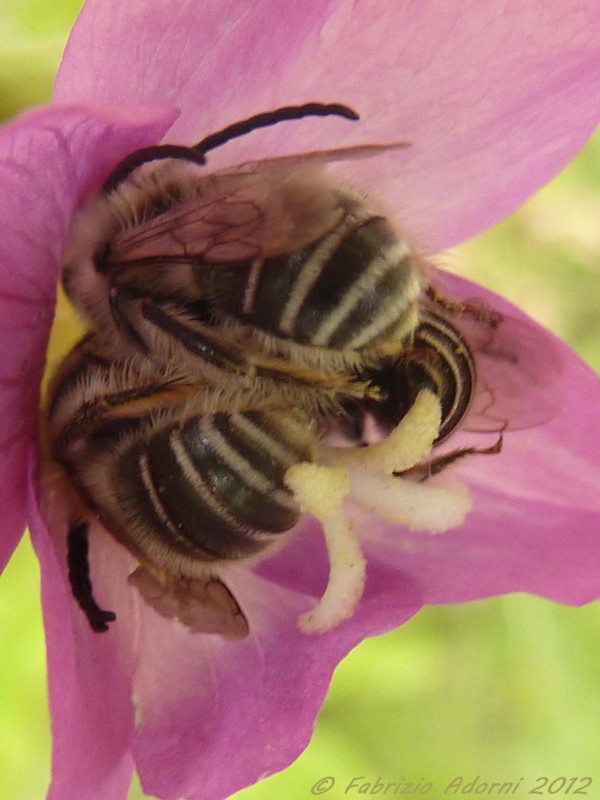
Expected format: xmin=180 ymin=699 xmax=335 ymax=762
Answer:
xmin=102 ymin=101 xmax=359 ymax=193
xmin=102 ymin=144 xmax=207 ymax=193
xmin=193 ymin=102 xmax=359 ymax=156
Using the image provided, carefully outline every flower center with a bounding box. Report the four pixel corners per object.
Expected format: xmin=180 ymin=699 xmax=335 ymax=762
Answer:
xmin=284 ymin=389 xmax=472 ymax=633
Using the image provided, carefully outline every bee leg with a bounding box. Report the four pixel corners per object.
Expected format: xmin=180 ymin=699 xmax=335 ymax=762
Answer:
xmin=140 ymin=298 xmax=366 ymax=395
xmin=140 ymin=298 xmax=250 ymax=372
xmin=108 ymin=289 xmax=150 ymax=353
xmin=67 ymin=521 xmax=116 ymax=633
xmin=400 ymin=434 xmax=504 ymax=481
xmin=425 ymin=285 xmax=503 ymax=328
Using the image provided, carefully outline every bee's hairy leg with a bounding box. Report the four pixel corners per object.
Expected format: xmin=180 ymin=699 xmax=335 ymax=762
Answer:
xmin=140 ymin=297 xmax=366 ymax=395
xmin=67 ymin=520 xmax=117 ymax=633
xmin=52 ymin=376 xmax=195 ymax=458
xmin=140 ymin=298 xmax=251 ymax=372
xmin=108 ymin=289 xmax=151 ymax=353
xmin=425 ymin=285 xmax=503 ymax=328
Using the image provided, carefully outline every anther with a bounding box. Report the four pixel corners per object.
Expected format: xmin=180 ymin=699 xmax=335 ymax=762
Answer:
xmin=284 ymin=462 xmax=366 ymax=633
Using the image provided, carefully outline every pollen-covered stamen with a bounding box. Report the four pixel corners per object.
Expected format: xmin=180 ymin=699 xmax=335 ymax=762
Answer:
xmin=348 ymin=471 xmax=472 ymax=533
xmin=284 ymin=462 xmax=366 ymax=634
xmin=318 ymin=386 xmax=471 ymax=531
xmin=317 ymin=388 xmax=442 ymax=474
xmin=286 ymin=387 xmax=474 ymax=635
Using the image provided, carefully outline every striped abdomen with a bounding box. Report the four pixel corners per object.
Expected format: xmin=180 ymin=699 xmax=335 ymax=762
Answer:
xmin=337 ymin=308 xmax=475 ymax=445
xmin=207 ymin=213 xmax=420 ymax=350
xmin=110 ymin=410 xmax=309 ymax=561
xmin=412 ymin=309 xmax=475 ymax=441
xmin=47 ymin=343 xmax=313 ymax=566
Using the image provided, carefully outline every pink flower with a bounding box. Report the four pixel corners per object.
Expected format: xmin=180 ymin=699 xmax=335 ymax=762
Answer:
xmin=1 ymin=1 xmax=599 ymax=798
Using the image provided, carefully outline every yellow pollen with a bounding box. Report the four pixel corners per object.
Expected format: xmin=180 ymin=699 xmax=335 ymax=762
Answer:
xmin=285 ymin=462 xmax=366 ymax=633
xmin=285 ymin=462 xmax=350 ymax=518
xmin=288 ymin=389 xmax=472 ymax=636
xmin=317 ymin=388 xmax=442 ymax=474
xmin=349 ymin=472 xmax=472 ymax=533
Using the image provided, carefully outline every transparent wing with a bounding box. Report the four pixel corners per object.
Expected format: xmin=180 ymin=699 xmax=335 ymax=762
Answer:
xmin=128 ymin=566 xmax=249 ymax=639
xmin=217 ymin=140 xmax=410 ymax=176
xmin=109 ymin=141 xmax=409 ymax=266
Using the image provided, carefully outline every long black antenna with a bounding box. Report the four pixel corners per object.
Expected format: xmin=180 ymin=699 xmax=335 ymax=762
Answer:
xmin=102 ymin=101 xmax=359 ymax=193
xmin=102 ymin=144 xmax=207 ymax=193
xmin=193 ymin=102 xmax=359 ymax=156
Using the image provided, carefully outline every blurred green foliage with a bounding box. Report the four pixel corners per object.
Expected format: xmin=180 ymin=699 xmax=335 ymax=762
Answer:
xmin=0 ymin=0 xmax=83 ymax=121
xmin=0 ymin=3 xmax=598 ymax=799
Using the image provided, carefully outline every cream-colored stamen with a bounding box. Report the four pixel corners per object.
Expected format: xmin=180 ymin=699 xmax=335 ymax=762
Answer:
xmin=285 ymin=462 xmax=366 ymax=633
xmin=287 ymin=388 xmax=476 ymax=636
xmin=349 ymin=471 xmax=472 ymax=533
xmin=317 ymin=388 xmax=442 ymax=474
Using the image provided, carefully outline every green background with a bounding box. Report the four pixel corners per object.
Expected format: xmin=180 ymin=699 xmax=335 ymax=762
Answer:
xmin=0 ymin=2 xmax=599 ymax=799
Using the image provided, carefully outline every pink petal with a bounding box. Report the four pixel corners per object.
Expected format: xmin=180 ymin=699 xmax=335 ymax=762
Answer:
xmin=55 ymin=1 xmax=600 ymax=249
xmin=28 ymin=454 xmax=136 ymax=799
xmin=131 ymin=564 xmax=421 ymax=800
xmin=31 ymin=462 xmax=421 ymax=800
xmin=33 ymin=7 xmax=598 ymax=794
xmin=0 ymin=106 xmax=174 ymax=574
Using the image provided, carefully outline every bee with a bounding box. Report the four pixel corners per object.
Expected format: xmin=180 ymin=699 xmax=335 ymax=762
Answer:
xmin=45 ymin=102 xmax=560 ymax=638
